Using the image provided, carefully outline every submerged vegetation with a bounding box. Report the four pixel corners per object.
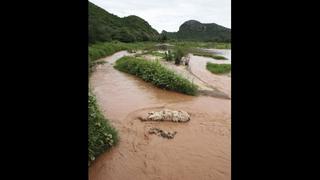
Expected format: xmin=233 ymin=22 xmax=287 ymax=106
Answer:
xmin=206 ymin=62 xmax=231 ymax=74
xmin=114 ymin=56 xmax=198 ymax=95
xmin=89 ymin=92 xmax=118 ymax=166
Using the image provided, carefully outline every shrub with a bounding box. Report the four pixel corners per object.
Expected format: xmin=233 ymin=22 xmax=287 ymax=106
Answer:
xmin=88 ymin=92 xmax=118 ymax=166
xmin=114 ymin=56 xmax=198 ymax=95
xmin=206 ymin=62 xmax=231 ymax=74
xmin=174 ymin=48 xmax=187 ymax=65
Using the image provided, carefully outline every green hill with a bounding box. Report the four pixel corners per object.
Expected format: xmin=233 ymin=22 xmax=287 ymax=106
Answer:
xmin=162 ymin=20 xmax=231 ymax=42
xmin=89 ymin=2 xmax=159 ymax=44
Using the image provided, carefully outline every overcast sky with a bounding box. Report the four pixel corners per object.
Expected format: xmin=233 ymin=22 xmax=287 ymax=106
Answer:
xmin=90 ymin=0 xmax=231 ymax=33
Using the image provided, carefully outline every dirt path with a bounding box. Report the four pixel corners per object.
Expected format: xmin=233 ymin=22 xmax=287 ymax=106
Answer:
xmin=89 ymin=51 xmax=231 ymax=180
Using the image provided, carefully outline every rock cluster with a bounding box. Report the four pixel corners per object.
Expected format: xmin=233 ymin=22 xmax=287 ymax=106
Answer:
xmin=148 ymin=128 xmax=177 ymax=139
xmin=141 ymin=109 xmax=190 ymax=122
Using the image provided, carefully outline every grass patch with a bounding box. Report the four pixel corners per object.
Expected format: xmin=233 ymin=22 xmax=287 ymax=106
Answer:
xmin=189 ymin=48 xmax=228 ymax=60
xmin=170 ymin=41 xmax=231 ymax=49
xmin=89 ymin=41 xmax=156 ymax=74
xmin=89 ymin=92 xmax=118 ymax=166
xmin=192 ymin=52 xmax=227 ymax=60
xmin=211 ymin=55 xmax=228 ymax=60
xmin=114 ymin=56 xmax=198 ymax=95
xmin=206 ymin=62 xmax=231 ymax=74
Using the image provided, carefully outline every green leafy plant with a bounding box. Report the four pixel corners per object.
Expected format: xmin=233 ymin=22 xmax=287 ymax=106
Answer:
xmin=114 ymin=56 xmax=198 ymax=95
xmin=88 ymin=92 xmax=118 ymax=166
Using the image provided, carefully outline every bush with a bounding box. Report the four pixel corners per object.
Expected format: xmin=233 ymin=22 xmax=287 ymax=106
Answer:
xmin=89 ymin=92 xmax=118 ymax=166
xmin=159 ymin=33 xmax=167 ymax=42
xmin=174 ymin=48 xmax=187 ymax=65
xmin=114 ymin=56 xmax=198 ymax=95
xmin=206 ymin=62 xmax=231 ymax=74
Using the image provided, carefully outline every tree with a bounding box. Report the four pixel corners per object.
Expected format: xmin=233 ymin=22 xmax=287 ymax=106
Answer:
xmin=112 ymin=28 xmax=136 ymax=43
xmin=159 ymin=33 xmax=168 ymax=42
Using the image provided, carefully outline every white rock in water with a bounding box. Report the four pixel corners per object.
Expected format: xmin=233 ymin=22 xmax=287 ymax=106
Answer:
xmin=144 ymin=109 xmax=190 ymax=122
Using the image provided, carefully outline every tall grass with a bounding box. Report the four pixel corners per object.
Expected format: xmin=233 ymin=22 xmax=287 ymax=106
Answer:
xmin=206 ymin=62 xmax=231 ymax=74
xmin=114 ymin=56 xmax=198 ymax=95
xmin=88 ymin=92 xmax=118 ymax=166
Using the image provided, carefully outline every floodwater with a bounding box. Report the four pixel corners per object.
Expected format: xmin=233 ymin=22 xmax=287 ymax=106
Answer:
xmin=188 ymin=53 xmax=231 ymax=98
xmin=202 ymin=48 xmax=232 ymax=61
xmin=89 ymin=51 xmax=231 ymax=180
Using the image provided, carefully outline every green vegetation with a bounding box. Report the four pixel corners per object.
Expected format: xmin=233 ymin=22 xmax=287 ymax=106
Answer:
xmin=163 ymin=48 xmax=188 ymax=64
xmin=191 ymin=49 xmax=228 ymax=60
xmin=89 ymin=2 xmax=159 ymax=44
xmin=193 ymin=52 xmax=227 ymax=59
xmin=89 ymin=92 xmax=118 ymax=166
xmin=164 ymin=50 xmax=173 ymax=61
xmin=89 ymin=41 xmax=156 ymax=74
xmin=174 ymin=48 xmax=188 ymax=65
xmin=210 ymin=55 xmax=228 ymax=60
xmin=159 ymin=33 xmax=168 ymax=42
xmin=114 ymin=56 xmax=198 ymax=95
xmin=206 ymin=62 xmax=231 ymax=74
xmin=170 ymin=41 xmax=231 ymax=49
xmin=162 ymin=20 xmax=230 ymax=42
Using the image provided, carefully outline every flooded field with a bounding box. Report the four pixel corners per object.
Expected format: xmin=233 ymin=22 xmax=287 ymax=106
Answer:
xmin=89 ymin=51 xmax=231 ymax=180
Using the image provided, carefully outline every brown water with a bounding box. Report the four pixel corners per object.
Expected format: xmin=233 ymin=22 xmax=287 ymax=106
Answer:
xmin=188 ymin=54 xmax=231 ymax=98
xmin=89 ymin=51 xmax=231 ymax=180
xmin=202 ymin=48 xmax=232 ymax=61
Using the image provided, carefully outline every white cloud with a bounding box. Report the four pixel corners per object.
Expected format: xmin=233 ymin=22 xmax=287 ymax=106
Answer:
xmin=90 ymin=0 xmax=231 ymax=33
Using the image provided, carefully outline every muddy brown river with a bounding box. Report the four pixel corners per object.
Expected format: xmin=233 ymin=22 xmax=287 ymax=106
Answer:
xmin=89 ymin=51 xmax=231 ymax=180
xmin=188 ymin=54 xmax=231 ymax=98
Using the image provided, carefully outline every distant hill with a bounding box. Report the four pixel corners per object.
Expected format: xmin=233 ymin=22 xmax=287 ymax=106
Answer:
xmin=162 ymin=20 xmax=231 ymax=42
xmin=89 ymin=2 xmax=159 ymax=44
